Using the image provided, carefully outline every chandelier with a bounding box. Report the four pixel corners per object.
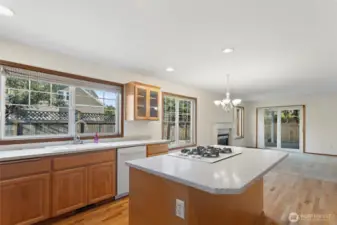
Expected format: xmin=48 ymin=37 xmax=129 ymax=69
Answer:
xmin=214 ymin=74 xmax=242 ymax=112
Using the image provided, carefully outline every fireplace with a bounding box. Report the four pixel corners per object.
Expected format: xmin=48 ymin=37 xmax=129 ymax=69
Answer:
xmin=212 ymin=122 xmax=232 ymax=145
xmin=217 ymin=129 xmax=230 ymax=145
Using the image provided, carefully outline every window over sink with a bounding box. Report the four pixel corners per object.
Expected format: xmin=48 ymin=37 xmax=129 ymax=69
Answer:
xmin=0 ymin=63 xmax=123 ymax=141
xmin=162 ymin=92 xmax=197 ymax=149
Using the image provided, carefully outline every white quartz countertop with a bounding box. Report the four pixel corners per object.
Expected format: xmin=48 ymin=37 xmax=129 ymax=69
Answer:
xmin=0 ymin=139 xmax=170 ymax=162
xmin=126 ymin=147 xmax=288 ymax=195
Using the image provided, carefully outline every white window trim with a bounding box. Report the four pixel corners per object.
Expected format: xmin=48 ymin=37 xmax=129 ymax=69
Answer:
xmin=0 ymin=72 xmax=122 ymax=140
xmin=234 ymin=106 xmax=244 ymax=139
xmin=163 ymin=94 xmax=197 ymax=149
xmin=0 ymin=74 xmax=6 ymax=139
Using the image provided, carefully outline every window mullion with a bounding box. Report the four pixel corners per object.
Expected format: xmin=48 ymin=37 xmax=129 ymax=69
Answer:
xmin=49 ymin=83 xmax=52 ymax=106
xmin=0 ymin=74 xmax=5 ymax=139
xmin=28 ymin=80 xmax=31 ymax=106
xmin=68 ymin=86 xmax=76 ymax=137
xmin=190 ymin=101 xmax=194 ymax=144
xmin=175 ymin=99 xmax=179 ymax=146
xmin=115 ymin=93 xmax=120 ymax=135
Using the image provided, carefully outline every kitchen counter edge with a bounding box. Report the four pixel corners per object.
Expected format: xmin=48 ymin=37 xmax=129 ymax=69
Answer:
xmin=0 ymin=140 xmax=170 ymax=162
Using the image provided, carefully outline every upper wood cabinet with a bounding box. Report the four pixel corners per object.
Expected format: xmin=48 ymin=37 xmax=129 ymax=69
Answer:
xmin=126 ymin=82 xmax=160 ymax=120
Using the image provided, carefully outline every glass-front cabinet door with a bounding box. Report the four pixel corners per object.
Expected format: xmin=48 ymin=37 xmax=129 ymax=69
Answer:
xmin=135 ymin=86 xmax=147 ymax=119
xmin=148 ymin=89 xmax=159 ymax=120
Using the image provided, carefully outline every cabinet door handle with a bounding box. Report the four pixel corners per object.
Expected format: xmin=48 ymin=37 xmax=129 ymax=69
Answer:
xmin=0 ymin=157 xmax=42 ymax=165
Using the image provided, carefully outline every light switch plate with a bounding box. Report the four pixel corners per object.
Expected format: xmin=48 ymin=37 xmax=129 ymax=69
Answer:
xmin=175 ymin=199 xmax=185 ymax=219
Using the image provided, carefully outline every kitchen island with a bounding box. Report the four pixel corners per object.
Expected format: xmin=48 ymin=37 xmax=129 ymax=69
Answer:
xmin=126 ymin=146 xmax=288 ymax=225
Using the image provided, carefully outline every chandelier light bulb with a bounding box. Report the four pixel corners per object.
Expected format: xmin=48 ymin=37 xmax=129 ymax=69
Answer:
xmin=232 ymin=99 xmax=242 ymax=106
xmin=214 ymin=74 xmax=242 ymax=112
xmin=214 ymin=100 xmax=221 ymax=106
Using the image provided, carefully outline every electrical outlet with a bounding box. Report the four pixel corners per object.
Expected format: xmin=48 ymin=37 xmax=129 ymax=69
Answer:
xmin=176 ymin=199 xmax=185 ymax=219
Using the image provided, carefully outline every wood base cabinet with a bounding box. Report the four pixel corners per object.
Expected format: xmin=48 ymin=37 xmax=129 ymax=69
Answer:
xmin=0 ymin=173 xmax=50 ymax=225
xmin=0 ymin=149 xmax=117 ymax=224
xmin=147 ymin=144 xmax=169 ymax=157
xmin=88 ymin=162 xmax=116 ymax=204
xmin=52 ymin=167 xmax=87 ymax=216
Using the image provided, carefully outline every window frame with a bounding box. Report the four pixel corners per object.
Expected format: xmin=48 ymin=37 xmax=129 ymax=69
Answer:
xmin=73 ymin=85 xmax=121 ymax=137
xmin=234 ymin=106 xmax=244 ymax=139
xmin=162 ymin=92 xmax=197 ymax=150
xmin=0 ymin=60 xmax=124 ymax=145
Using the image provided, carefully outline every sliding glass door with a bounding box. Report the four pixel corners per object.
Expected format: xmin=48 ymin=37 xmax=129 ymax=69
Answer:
xmin=264 ymin=109 xmax=278 ymax=148
xmin=258 ymin=106 xmax=303 ymax=152
xmin=280 ymin=109 xmax=300 ymax=149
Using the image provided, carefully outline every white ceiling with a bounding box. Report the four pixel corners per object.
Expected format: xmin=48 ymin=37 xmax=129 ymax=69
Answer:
xmin=0 ymin=0 xmax=336 ymax=100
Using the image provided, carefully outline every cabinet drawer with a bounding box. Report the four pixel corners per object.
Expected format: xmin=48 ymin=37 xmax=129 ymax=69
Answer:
xmin=53 ymin=150 xmax=116 ymax=171
xmin=0 ymin=158 xmax=51 ymax=181
xmin=146 ymin=144 xmax=168 ymax=156
xmin=147 ymin=152 xmax=168 ymax=157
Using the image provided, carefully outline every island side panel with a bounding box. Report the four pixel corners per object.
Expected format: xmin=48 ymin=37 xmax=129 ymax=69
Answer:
xmin=129 ymin=167 xmax=264 ymax=225
xmin=129 ymin=167 xmax=189 ymax=225
xmin=188 ymin=179 xmax=264 ymax=225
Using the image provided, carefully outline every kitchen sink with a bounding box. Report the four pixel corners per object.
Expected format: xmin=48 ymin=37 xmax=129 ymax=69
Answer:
xmin=45 ymin=143 xmax=111 ymax=151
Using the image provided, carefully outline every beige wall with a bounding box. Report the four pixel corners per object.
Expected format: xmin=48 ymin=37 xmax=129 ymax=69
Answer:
xmin=245 ymin=95 xmax=337 ymax=156
xmin=0 ymin=39 xmax=247 ymax=146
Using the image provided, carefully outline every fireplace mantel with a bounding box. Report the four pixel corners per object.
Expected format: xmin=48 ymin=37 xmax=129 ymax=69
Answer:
xmin=212 ymin=122 xmax=233 ymax=145
xmin=214 ymin=122 xmax=233 ymax=130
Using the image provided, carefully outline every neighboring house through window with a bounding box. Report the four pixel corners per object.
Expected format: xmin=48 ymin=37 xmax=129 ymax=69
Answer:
xmin=162 ymin=92 xmax=197 ymax=149
xmin=0 ymin=64 xmax=122 ymax=140
xmin=75 ymin=87 xmax=118 ymax=134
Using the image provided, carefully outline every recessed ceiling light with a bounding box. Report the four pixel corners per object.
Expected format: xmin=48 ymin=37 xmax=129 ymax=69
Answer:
xmin=166 ymin=67 xmax=175 ymax=72
xmin=222 ymin=48 xmax=234 ymax=53
xmin=0 ymin=4 xmax=14 ymax=17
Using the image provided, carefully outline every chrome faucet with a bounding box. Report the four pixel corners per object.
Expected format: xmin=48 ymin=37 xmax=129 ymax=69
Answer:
xmin=73 ymin=120 xmax=88 ymax=144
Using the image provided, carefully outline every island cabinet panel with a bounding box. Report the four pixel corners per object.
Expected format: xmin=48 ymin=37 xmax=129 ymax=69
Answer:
xmin=187 ymin=179 xmax=264 ymax=225
xmin=147 ymin=143 xmax=169 ymax=157
xmin=88 ymin=162 xmax=116 ymax=204
xmin=0 ymin=173 xmax=50 ymax=225
xmin=129 ymin=167 xmax=188 ymax=225
xmin=129 ymin=167 xmax=264 ymax=225
xmin=52 ymin=167 xmax=87 ymax=216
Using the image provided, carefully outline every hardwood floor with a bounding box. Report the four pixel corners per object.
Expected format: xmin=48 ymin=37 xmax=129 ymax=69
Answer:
xmin=263 ymin=172 xmax=337 ymax=224
xmin=51 ymin=198 xmax=129 ymax=225
xmin=52 ymin=171 xmax=337 ymax=225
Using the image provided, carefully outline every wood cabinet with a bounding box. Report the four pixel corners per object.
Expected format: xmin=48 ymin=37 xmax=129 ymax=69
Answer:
xmin=0 ymin=149 xmax=117 ymax=225
xmin=52 ymin=150 xmax=116 ymax=216
xmin=126 ymin=82 xmax=160 ymax=120
xmin=52 ymin=167 xmax=87 ymax=216
xmin=0 ymin=173 xmax=50 ymax=225
xmin=147 ymin=143 xmax=169 ymax=157
xmin=88 ymin=162 xmax=116 ymax=204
